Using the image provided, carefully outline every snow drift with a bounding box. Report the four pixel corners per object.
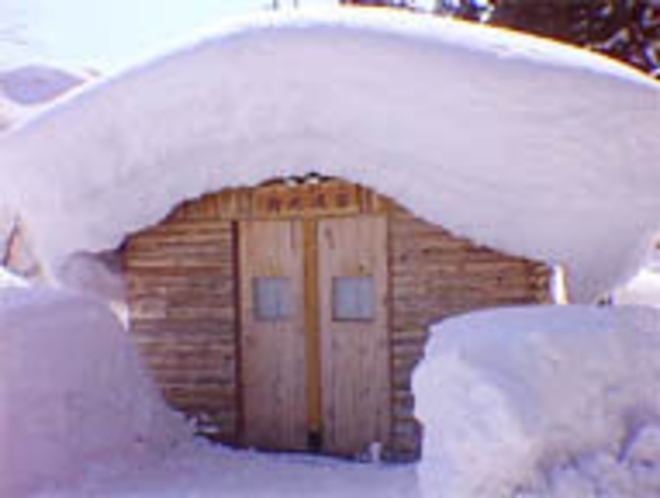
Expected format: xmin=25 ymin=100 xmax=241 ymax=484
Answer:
xmin=415 ymin=305 xmax=660 ymax=498
xmin=0 ymin=64 xmax=90 ymax=281
xmin=0 ymin=9 xmax=659 ymax=301
xmin=0 ymin=287 xmax=189 ymax=497
xmin=0 ymin=266 xmax=27 ymax=288
xmin=615 ymin=268 xmax=660 ymax=307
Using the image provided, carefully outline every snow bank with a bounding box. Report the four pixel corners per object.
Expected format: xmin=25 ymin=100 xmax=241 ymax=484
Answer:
xmin=0 ymin=287 xmax=189 ymax=497
xmin=414 ymin=305 xmax=660 ymax=497
xmin=0 ymin=266 xmax=27 ymax=287
xmin=512 ymin=422 xmax=660 ymax=497
xmin=615 ymin=268 xmax=660 ymax=307
xmin=0 ymin=64 xmax=90 ymax=282
xmin=0 ymin=9 xmax=658 ymax=301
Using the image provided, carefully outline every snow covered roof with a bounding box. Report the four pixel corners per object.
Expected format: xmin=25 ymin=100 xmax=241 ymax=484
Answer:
xmin=0 ymin=64 xmax=90 ymax=129
xmin=0 ymin=9 xmax=658 ymax=302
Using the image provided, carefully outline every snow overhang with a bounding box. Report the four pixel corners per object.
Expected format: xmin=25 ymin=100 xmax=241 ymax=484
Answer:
xmin=0 ymin=8 xmax=658 ymax=302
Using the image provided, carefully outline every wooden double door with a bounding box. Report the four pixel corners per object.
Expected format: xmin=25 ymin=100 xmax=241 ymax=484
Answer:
xmin=239 ymin=215 xmax=391 ymax=457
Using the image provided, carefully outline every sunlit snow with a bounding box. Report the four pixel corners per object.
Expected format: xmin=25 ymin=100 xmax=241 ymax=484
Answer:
xmin=1 ymin=10 xmax=658 ymax=301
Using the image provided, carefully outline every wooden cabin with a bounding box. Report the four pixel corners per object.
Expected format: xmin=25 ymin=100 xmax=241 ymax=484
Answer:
xmin=120 ymin=176 xmax=553 ymax=461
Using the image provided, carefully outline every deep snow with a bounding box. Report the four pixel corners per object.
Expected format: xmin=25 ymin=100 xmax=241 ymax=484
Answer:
xmin=37 ymin=442 xmax=422 ymax=498
xmin=416 ymin=305 xmax=660 ymax=498
xmin=0 ymin=266 xmax=27 ymax=287
xmin=0 ymin=9 xmax=658 ymax=301
xmin=0 ymin=287 xmax=189 ymax=497
xmin=0 ymin=64 xmax=89 ymax=279
xmin=615 ymin=268 xmax=660 ymax=307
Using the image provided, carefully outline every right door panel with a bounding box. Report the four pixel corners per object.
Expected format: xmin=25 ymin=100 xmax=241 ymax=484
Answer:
xmin=317 ymin=215 xmax=391 ymax=456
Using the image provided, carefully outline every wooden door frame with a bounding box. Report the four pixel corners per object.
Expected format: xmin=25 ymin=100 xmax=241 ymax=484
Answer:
xmin=233 ymin=179 xmax=393 ymax=453
xmin=302 ymin=219 xmax=323 ymax=449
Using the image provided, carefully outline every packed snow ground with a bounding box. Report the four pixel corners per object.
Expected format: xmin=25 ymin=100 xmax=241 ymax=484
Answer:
xmin=0 ymin=9 xmax=659 ymax=301
xmin=36 ymin=420 xmax=660 ymax=498
xmin=37 ymin=443 xmax=421 ymax=498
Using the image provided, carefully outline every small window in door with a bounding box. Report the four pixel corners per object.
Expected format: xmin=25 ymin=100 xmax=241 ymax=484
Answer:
xmin=332 ymin=276 xmax=374 ymax=322
xmin=253 ymin=277 xmax=292 ymax=320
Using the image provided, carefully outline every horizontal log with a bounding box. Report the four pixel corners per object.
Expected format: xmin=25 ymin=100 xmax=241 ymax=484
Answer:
xmin=131 ymin=219 xmax=232 ymax=237
xmin=142 ymin=353 xmax=235 ymax=372
xmin=128 ymin=236 xmax=231 ymax=252
xmin=150 ymin=369 xmax=234 ymax=386
xmin=132 ymin=321 xmax=236 ymax=339
xmin=131 ymin=304 xmax=235 ymax=321
xmin=129 ymin=289 xmax=234 ymax=303
xmin=138 ymin=337 xmax=235 ymax=353
xmin=391 ymin=328 xmax=428 ymax=343
xmin=165 ymin=393 xmax=237 ymax=412
xmin=161 ymin=384 xmax=236 ymax=399
xmin=393 ymin=285 xmax=545 ymax=302
xmin=126 ymin=256 xmax=233 ymax=270
xmin=129 ymin=230 xmax=231 ymax=245
xmin=128 ymin=279 xmax=234 ymax=298
xmin=129 ymin=297 xmax=236 ymax=317
xmin=127 ymin=266 xmax=233 ymax=279
xmin=391 ymin=262 xmax=537 ymax=279
xmin=127 ymin=253 xmax=233 ymax=268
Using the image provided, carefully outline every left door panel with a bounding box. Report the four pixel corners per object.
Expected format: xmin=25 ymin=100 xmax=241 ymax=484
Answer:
xmin=239 ymin=220 xmax=308 ymax=451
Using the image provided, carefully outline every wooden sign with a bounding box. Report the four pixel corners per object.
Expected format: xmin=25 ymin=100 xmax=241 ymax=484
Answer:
xmin=171 ymin=178 xmax=391 ymax=223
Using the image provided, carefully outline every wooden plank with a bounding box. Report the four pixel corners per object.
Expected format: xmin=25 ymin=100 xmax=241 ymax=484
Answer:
xmin=231 ymin=220 xmax=245 ymax=446
xmin=132 ymin=325 xmax=236 ymax=343
xmin=318 ymin=215 xmax=391 ymax=456
xmin=303 ymin=219 xmax=322 ymax=437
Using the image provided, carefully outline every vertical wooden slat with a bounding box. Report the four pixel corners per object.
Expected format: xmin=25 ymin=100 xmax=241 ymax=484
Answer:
xmin=232 ymin=220 xmax=245 ymax=445
xmin=303 ymin=220 xmax=323 ymax=439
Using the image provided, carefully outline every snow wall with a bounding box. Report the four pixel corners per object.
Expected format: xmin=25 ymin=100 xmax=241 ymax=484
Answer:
xmin=0 ymin=287 xmax=190 ymax=497
xmin=0 ymin=9 xmax=659 ymax=302
xmin=415 ymin=305 xmax=660 ymax=498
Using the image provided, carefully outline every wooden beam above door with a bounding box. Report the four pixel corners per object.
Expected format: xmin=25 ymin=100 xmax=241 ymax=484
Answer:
xmin=169 ymin=179 xmax=393 ymax=223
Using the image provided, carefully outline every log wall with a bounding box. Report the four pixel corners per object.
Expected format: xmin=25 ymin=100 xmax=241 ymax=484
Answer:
xmin=386 ymin=209 xmax=552 ymax=460
xmin=123 ymin=214 xmax=239 ymax=443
